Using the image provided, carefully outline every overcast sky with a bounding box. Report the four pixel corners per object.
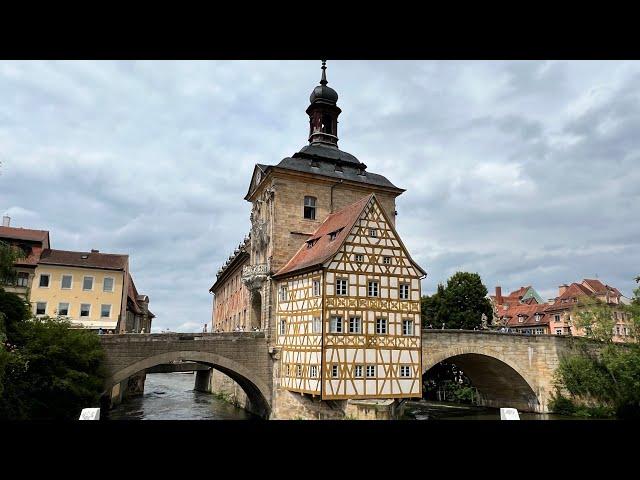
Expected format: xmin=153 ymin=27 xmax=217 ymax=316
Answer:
xmin=1 ymin=60 xmax=639 ymax=332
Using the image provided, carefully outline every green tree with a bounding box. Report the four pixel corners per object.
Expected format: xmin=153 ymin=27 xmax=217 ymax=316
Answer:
xmin=550 ymin=275 xmax=640 ymax=419
xmin=421 ymin=283 xmax=444 ymax=328
xmin=0 ymin=315 xmax=107 ymax=420
xmin=0 ymin=239 xmax=25 ymax=286
xmin=434 ymin=272 xmax=492 ymax=330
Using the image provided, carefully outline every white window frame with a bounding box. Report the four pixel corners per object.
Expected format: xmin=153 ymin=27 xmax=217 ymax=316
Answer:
xmin=400 ymin=365 xmax=411 ymax=378
xmin=349 ymin=316 xmax=362 ymax=334
xmin=16 ymin=272 xmax=29 ymax=287
xmin=279 ymin=318 xmax=287 ymax=335
xmin=336 ymin=279 xmax=348 ymax=296
xmin=312 ymin=279 xmax=321 ymax=297
xmin=555 ymin=328 xmax=562 ymax=335
xmin=103 ymin=276 xmax=115 ymax=293
xmin=399 ymin=283 xmax=410 ymax=300
xmin=310 ymin=365 xmax=318 ymax=378
xmin=354 ymin=254 xmax=364 ymax=262
xmin=383 ymin=256 xmax=392 ymax=265
xmin=80 ymin=303 xmax=91 ymax=318
xmin=82 ymin=275 xmax=94 ymax=291
xmin=312 ymin=316 xmax=322 ymax=334
xmin=354 ymin=365 xmax=363 ymax=378
xmin=366 ymin=365 xmax=376 ymax=378
xmin=279 ymin=285 xmax=288 ymax=302
xmin=376 ymin=317 xmax=387 ymax=335
xmin=35 ymin=301 xmax=47 ymax=316
xmin=402 ymin=319 xmax=414 ymax=336
xmin=100 ymin=304 xmax=112 ymax=318
xmin=368 ymin=281 xmax=379 ymax=297
xmin=296 ymin=364 xmax=302 ymax=377
xmin=331 ymin=365 xmax=339 ymax=378
xmin=39 ymin=273 xmax=50 ymax=288
xmin=60 ymin=274 xmax=73 ymax=290
xmin=369 ymin=228 xmax=377 ymax=237
xmin=330 ymin=316 xmax=343 ymax=333
xmin=57 ymin=302 xmax=70 ymax=316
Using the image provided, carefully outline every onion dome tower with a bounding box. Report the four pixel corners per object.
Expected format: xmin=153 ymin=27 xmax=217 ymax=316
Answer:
xmin=306 ymin=60 xmax=342 ymax=147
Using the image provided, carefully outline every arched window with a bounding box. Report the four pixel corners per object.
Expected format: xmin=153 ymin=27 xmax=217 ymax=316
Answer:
xmin=304 ymin=196 xmax=316 ymax=220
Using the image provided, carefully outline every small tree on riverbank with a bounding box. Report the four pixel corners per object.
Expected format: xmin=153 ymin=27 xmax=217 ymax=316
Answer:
xmin=550 ymin=275 xmax=640 ymax=419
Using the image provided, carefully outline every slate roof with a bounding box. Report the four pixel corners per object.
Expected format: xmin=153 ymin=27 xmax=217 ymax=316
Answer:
xmin=39 ymin=249 xmax=128 ymax=271
xmin=273 ymin=194 xmax=373 ymax=278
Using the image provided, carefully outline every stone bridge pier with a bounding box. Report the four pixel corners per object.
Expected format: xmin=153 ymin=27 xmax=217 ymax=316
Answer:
xmin=421 ymin=330 xmax=586 ymax=413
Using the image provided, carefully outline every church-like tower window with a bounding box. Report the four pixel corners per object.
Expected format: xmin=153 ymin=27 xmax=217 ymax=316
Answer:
xmin=304 ymin=196 xmax=316 ymax=220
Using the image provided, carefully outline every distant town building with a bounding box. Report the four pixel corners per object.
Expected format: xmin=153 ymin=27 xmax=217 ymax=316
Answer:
xmin=490 ymin=279 xmax=632 ymax=342
xmin=0 ymin=218 xmax=153 ymax=333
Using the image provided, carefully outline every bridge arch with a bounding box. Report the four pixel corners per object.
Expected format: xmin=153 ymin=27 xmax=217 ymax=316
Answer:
xmin=104 ymin=350 xmax=271 ymax=418
xmin=423 ymin=346 xmax=541 ymax=412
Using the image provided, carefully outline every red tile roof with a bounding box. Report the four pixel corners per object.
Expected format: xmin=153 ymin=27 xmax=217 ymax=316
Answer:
xmin=500 ymin=303 xmax=550 ymax=327
xmin=274 ymin=194 xmax=373 ymax=278
xmin=0 ymin=226 xmax=49 ymax=243
xmin=39 ymin=249 xmax=128 ymax=270
xmin=582 ymin=278 xmax=608 ymax=294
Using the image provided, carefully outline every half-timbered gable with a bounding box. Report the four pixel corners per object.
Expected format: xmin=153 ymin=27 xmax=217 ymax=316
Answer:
xmin=274 ymin=193 xmax=426 ymax=400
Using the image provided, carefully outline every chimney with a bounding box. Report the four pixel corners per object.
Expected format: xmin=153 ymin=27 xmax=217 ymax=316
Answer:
xmin=2 ymin=215 xmax=10 ymax=227
xmin=495 ymin=286 xmax=503 ymax=304
xmin=91 ymin=249 xmax=99 ymax=253
xmin=559 ymin=284 xmax=569 ymax=296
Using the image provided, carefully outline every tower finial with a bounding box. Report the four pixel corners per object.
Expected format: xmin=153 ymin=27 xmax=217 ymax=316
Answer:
xmin=320 ymin=59 xmax=328 ymax=85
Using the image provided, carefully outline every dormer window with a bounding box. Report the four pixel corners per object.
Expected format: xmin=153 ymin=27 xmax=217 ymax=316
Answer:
xmin=310 ymin=159 xmax=320 ymax=168
xmin=334 ymin=163 xmax=343 ymax=173
xmin=306 ymin=238 xmax=318 ymax=249
xmin=518 ymin=315 xmax=525 ymax=323
xmin=535 ymin=314 xmax=541 ymax=322
xmin=328 ymin=228 xmax=343 ymax=241
xmin=304 ymin=196 xmax=316 ymax=220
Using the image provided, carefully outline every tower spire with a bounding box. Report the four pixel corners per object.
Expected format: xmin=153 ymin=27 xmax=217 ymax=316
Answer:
xmin=320 ymin=59 xmax=328 ymax=85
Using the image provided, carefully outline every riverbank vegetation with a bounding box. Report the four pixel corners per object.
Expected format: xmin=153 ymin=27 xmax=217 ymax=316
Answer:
xmin=0 ymin=241 xmax=107 ymax=420
xmin=550 ymin=276 xmax=640 ymax=419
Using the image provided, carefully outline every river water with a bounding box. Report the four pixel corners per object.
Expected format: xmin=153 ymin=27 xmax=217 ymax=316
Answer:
xmin=108 ymin=372 xmax=257 ymax=420
xmin=108 ymin=372 xmax=576 ymax=420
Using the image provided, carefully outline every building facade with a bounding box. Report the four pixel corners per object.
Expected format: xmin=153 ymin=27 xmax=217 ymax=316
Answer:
xmin=490 ymin=279 xmax=632 ymax=342
xmin=0 ymin=219 xmax=153 ymax=333
xmin=210 ymin=62 xmax=427 ymax=415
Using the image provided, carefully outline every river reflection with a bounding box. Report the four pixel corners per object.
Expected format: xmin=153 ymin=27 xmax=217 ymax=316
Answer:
xmin=108 ymin=372 xmax=258 ymax=420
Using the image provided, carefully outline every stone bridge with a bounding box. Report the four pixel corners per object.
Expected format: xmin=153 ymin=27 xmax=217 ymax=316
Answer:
xmin=98 ymin=330 xmax=595 ymax=418
xmin=99 ymin=332 xmax=273 ymax=418
xmin=421 ymin=330 xmax=593 ymax=413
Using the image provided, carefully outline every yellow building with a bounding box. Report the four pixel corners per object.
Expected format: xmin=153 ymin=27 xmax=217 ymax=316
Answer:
xmin=1 ymin=218 xmax=153 ymax=333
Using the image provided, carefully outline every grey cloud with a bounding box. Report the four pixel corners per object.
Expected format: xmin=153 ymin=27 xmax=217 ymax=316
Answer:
xmin=1 ymin=60 xmax=639 ymax=331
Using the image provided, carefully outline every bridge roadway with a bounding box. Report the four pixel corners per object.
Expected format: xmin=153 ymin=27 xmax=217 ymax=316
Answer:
xmin=99 ymin=329 xmax=596 ymax=417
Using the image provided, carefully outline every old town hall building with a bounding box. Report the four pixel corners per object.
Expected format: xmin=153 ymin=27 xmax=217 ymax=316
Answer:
xmin=210 ymin=62 xmax=426 ymax=416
